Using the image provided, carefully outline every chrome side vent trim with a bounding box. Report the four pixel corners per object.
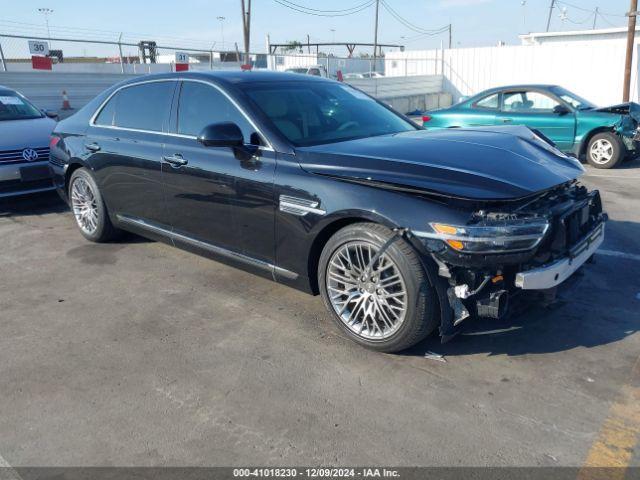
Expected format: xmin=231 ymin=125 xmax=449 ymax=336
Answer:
xmin=279 ymin=195 xmax=326 ymax=217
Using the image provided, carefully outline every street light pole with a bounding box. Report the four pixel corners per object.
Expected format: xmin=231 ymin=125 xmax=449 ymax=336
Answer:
xmin=37 ymin=8 xmax=53 ymax=41
xmin=623 ymin=0 xmax=638 ymax=102
xmin=217 ymin=16 xmax=226 ymax=51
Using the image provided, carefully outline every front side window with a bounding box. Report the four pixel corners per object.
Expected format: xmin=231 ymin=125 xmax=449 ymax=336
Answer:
xmin=503 ymin=91 xmax=561 ymax=113
xmin=0 ymin=91 xmax=43 ymax=121
xmin=176 ymin=82 xmax=256 ymax=142
xmin=242 ymin=82 xmax=416 ymax=146
xmin=99 ymin=82 xmax=174 ymax=132
xmin=551 ymin=86 xmax=594 ymax=110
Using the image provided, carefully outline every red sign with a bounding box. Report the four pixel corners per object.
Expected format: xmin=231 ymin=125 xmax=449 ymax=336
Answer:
xmin=32 ymin=55 xmax=52 ymax=70
xmin=175 ymin=63 xmax=189 ymax=72
xmin=240 ymin=64 xmax=252 ymax=71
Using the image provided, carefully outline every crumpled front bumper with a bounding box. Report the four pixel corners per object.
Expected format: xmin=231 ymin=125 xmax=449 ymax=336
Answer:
xmin=514 ymin=221 xmax=604 ymax=290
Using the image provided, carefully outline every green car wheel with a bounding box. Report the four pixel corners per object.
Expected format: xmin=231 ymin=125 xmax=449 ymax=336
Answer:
xmin=586 ymin=132 xmax=623 ymax=169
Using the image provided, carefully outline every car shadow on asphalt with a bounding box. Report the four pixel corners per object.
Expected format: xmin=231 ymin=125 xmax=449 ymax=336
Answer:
xmin=0 ymin=191 xmax=151 ymax=244
xmin=403 ymin=290 xmax=639 ymax=358
xmin=0 ymin=191 xmax=68 ymax=217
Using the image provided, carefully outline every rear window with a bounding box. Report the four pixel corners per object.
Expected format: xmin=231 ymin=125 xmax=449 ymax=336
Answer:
xmin=94 ymin=81 xmax=174 ymax=132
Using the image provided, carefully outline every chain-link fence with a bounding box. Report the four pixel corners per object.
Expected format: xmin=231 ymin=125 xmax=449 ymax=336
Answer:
xmin=0 ymin=33 xmax=439 ymax=78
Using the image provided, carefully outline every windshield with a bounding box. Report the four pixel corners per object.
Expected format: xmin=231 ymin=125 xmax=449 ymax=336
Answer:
xmin=242 ymin=82 xmax=417 ymax=146
xmin=0 ymin=91 xmax=43 ymax=121
xmin=551 ymin=86 xmax=596 ymax=110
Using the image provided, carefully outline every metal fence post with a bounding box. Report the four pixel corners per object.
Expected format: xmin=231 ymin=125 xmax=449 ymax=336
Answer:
xmin=0 ymin=38 xmax=7 ymax=72
xmin=118 ymin=33 xmax=125 ymax=74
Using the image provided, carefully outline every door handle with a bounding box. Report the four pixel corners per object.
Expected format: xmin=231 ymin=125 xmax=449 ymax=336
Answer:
xmin=162 ymin=154 xmax=188 ymax=167
xmin=501 ymin=118 xmax=513 ymax=123
xmin=85 ymin=142 xmax=101 ymax=152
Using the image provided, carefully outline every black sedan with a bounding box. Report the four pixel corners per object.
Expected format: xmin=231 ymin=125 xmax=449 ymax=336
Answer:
xmin=49 ymin=71 xmax=606 ymax=352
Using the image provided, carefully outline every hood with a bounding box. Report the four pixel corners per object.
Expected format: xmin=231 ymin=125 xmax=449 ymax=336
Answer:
xmin=296 ymin=126 xmax=584 ymax=200
xmin=594 ymin=102 xmax=640 ymax=122
xmin=0 ymin=117 xmax=56 ymax=151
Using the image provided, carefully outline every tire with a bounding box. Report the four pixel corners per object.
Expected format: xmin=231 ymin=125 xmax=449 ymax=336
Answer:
xmin=68 ymin=168 xmax=120 ymax=242
xmin=318 ymin=223 xmax=438 ymax=353
xmin=586 ymin=132 xmax=624 ymax=169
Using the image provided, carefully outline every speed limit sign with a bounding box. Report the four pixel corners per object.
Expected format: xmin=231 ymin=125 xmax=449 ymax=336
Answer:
xmin=175 ymin=52 xmax=189 ymax=64
xmin=28 ymin=40 xmax=50 ymax=56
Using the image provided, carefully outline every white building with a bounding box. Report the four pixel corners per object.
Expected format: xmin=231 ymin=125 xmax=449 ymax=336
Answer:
xmin=520 ymin=26 xmax=640 ymax=46
xmin=384 ymin=26 xmax=640 ymax=106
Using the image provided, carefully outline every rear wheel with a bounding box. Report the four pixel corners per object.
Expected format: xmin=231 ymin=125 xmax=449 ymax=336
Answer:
xmin=69 ymin=168 xmax=120 ymax=242
xmin=586 ymin=132 xmax=624 ymax=169
xmin=318 ymin=223 xmax=438 ymax=353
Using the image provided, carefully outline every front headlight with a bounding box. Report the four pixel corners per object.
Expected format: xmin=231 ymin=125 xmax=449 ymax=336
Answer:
xmin=418 ymin=218 xmax=549 ymax=254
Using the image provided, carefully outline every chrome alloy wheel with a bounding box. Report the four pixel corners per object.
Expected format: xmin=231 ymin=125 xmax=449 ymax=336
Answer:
xmin=70 ymin=176 xmax=99 ymax=235
xmin=590 ymin=138 xmax=614 ymax=165
xmin=326 ymin=241 xmax=408 ymax=340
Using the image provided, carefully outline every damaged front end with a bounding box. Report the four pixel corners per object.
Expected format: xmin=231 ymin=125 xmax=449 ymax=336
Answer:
xmin=414 ymin=181 xmax=607 ymax=341
xmin=594 ymin=102 xmax=640 ymax=152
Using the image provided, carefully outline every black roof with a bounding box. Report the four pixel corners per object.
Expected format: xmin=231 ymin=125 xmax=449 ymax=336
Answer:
xmin=121 ymin=70 xmax=332 ymax=86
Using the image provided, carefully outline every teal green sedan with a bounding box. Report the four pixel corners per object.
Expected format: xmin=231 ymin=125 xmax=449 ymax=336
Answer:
xmin=423 ymin=84 xmax=640 ymax=169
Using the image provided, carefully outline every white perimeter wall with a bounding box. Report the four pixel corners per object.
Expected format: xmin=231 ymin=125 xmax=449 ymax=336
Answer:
xmin=385 ymin=40 xmax=639 ymax=107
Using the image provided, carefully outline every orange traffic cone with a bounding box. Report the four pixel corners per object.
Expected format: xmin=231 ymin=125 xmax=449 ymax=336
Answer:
xmin=61 ymin=90 xmax=72 ymax=110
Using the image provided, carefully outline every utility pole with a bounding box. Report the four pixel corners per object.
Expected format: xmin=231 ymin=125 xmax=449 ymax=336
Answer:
xmin=372 ymin=0 xmax=380 ymax=72
xmin=545 ymin=0 xmax=556 ymax=32
xmin=593 ymin=7 xmax=599 ymax=29
xmin=623 ymin=0 xmax=638 ymax=102
xmin=240 ymin=0 xmax=251 ymax=65
xmin=448 ymin=24 xmax=452 ymax=49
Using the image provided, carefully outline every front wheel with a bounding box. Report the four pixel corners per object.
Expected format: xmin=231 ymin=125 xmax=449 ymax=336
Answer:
xmin=69 ymin=168 xmax=121 ymax=242
xmin=586 ymin=132 xmax=624 ymax=169
xmin=318 ymin=223 xmax=438 ymax=353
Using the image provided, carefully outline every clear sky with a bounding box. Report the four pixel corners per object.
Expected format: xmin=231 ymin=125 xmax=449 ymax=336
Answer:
xmin=0 ymin=0 xmax=634 ymax=55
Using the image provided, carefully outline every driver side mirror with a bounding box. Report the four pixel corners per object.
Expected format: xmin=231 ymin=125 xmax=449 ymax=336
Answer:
xmin=43 ymin=109 xmax=59 ymax=120
xmin=553 ymin=104 xmax=571 ymax=115
xmin=197 ymin=122 xmax=244 ymax=148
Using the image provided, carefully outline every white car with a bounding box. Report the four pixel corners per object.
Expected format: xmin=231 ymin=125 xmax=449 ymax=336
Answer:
xmin=0 ymin=86 xmax=58 ymax=198
xmin=344 ymin=72 xmax=385 ymax=79
xmin=285 ymin=65 xmax=328 ymax=77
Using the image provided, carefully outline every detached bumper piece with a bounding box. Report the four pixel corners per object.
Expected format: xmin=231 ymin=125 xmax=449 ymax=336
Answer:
xmin=515 ymin=222 xmax=604 ymax=290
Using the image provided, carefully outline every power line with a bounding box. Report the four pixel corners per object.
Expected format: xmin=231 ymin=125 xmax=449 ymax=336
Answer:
xmin=380 ymin=0 xmax=449 ymax=34
xmin=556 ymin=0 xmax=626 ymax=18
xmin=596 ymin=11 xmax=619 ymax=27
xmin=274 ymin=0 xmax=374 ymax=13
xmin=271 ymin=0 xmax=375 ymax=17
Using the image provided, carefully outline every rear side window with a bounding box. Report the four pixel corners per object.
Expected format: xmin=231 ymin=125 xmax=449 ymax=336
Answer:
xmin=176 ymin=81 xmax=255 ymax=141
xmin=95 ymin=82 xmax=174 ymax=131
xmin=94 ymin=93 xmax=116 ymax=126
xmin=473 ymin=93 xmax=499 ymax=110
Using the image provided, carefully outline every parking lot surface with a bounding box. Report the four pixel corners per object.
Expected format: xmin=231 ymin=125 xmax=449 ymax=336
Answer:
xmin=0 ymin=163 xmax=639 ymax=468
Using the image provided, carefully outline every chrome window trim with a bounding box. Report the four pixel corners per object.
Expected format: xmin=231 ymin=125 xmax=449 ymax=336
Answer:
xmin=89 ymin=78 xmax=177 ymax=132
xmin=89 ymin=77 xmax=275 ymax=152
xmin=116 ymin=214 xmax=297 ymax=280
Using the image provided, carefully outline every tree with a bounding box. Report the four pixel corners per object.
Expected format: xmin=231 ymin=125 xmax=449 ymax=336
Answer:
xmin=282 ymin=41 xmax=303 ymax=53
